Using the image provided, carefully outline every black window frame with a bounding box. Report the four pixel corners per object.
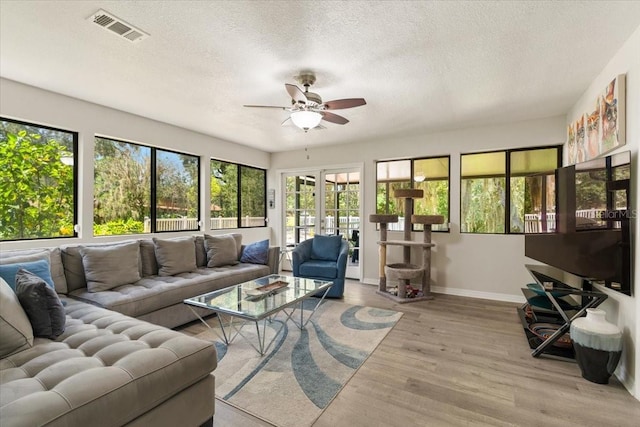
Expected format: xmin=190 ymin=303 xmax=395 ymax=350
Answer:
xmin=0 ymin=116 xmax=78 ymax=242
xmin=375 ymin=155 xmax=451 ymax=233
xmin=94 ymin=135 xmax=201 ymax=235
xmin=210 ymin=158 xmax=267 ymax=229
xmin=460 ymin=145 xmax=563 ymax=235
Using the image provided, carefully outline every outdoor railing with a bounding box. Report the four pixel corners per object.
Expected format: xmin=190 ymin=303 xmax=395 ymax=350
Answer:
xmin=144 ymin=216 xmax=265 ymax=232
xmin=524 ymin=209 xmax=610 ymax=233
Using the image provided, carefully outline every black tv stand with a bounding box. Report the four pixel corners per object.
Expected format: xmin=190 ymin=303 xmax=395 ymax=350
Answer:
xmin=518 ymin=267 xmax=607 ymax=359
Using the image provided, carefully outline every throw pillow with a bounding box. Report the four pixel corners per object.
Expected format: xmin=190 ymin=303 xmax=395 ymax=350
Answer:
xmin=194 ymin=235 xmax=207 ymax=267
xmin=310 ymin=235 xmax=343 ymax=261
xmin=79 ymin=241 xmax=141 ymax=292
xmin=139 ymin=239 xmax=159 ymax=276
xmin=62 ymin=241 xmax=141 ymax=293
xmin=0 ymin=249 xmax=68 ymax=294
xmin=153 ymin=236 xmax=197 ymax=276
xmin=0 ymin=259 xmax=54 ymax=290
xmin=204 ymin=234 xmax=239 ymax=268
xmin=15 ymin=269 xmax=66 ymax=339
xmin=0 ymin=277 xmax=34 ymax=357
xmin=240 ymin=239 xmax=270 ymax=265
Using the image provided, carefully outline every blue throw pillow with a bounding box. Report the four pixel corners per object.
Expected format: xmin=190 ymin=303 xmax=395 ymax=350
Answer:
xmin=310 ymin=235 xmax=342 ymax=261
xmin=240 ymin=239 xmax=269 ymax=265
xmin=0 ymin=259 xmax=54 ymax=291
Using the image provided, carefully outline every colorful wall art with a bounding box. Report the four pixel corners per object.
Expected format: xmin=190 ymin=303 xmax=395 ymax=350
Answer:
xmin=566 ymin=74 xmax=626 ymax=164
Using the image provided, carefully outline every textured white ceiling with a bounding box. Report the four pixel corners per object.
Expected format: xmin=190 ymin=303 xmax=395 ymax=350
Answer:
xmin=1 ymin=1 xmax=639 ymax=153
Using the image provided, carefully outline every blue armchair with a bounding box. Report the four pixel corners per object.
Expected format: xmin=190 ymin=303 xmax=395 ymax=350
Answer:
xmin=292 ymin=235 xmax=348 ymax=298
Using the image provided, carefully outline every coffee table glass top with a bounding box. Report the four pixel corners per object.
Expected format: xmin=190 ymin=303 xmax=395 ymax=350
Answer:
xmin=183 ymin=274 xmax=333 ymax=320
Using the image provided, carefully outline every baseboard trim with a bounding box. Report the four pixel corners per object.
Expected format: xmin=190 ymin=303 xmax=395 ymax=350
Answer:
xmin=362 ymin=277 xmax=525 ymax=304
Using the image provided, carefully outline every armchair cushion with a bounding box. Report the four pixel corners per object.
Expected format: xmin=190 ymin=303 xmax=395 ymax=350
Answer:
xmin=310 ymin=235 xmax=343 ymax=261
xmin=299 ymin=260 xmax=338 ymax=279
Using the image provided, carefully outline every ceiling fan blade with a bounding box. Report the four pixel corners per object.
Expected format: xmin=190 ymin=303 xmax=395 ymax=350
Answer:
xmin=243 ymin=105 xmax=289 ymax=109
xmin=285 ymin=84 xmax=307 ymax=104
xmin=281 ymin=117 xmax=292 ymax=126
xmin=323 ymin=98 xmax=366 ymax=110
xmin=321 ymin=111 xmax=349 ymax=125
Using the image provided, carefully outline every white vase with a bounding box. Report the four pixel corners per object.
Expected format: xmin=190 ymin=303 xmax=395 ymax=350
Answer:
xmin=570 ymin=308 xmax=622 ymax=384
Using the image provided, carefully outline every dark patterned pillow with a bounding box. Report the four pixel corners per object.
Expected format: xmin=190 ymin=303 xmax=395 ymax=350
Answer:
xmin=15 ymin=268 xmax=65 ymax=339
xmin=240 ymin=239 xmax=269 ymax=265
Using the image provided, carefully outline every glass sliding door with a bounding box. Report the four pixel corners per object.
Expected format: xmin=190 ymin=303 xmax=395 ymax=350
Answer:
xmin=281 ymin=167 xmax=362 ymax=280
xmin=322 ymin=170 xmax=360 ymax=279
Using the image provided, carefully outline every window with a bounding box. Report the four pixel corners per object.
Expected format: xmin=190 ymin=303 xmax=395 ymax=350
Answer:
xmin=156 ymin=149 xmax=200 ymax=231
xmin=94 ymin=136 xmax=200 ymax=235
xmin=94 ymin=138 xmax=150 ymax=235
xmin=0 ymin=118 xmax=77 ymax=241
xmin=240 ymin=165 xmax=266 ymax=227
xmin=211 ymin=159 xmax=266 ymax=229
xmin=376 ymin=156 xmax=450 ymax=232
xmin=460 ymin=146 xmax=561 ymax=234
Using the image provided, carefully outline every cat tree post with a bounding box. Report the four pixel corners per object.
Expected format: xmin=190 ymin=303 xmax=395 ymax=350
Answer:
xmin=369 ymin=214 xmax=398 ymax=293
xmin=412 ymin=214 xmax=445 ymax=298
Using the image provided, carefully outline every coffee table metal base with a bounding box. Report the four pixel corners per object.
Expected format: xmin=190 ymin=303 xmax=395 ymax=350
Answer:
xmin=187 ymin=288 xmax=330 ymax=356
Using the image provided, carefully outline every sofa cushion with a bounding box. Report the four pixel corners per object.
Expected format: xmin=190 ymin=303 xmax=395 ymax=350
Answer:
xmin=15 ymin=269 xmax=66 ymax=339
xmin=194 ymin=235 xmax=207 ymax=267
xmin=69 ymin=263 xmax=271 ymax=318
xmin=80 ymin=241 xmax=141 ymax=292
xmin=153 ymin=237 xmax=197 ymax=276
xmin=310 ymin=235 xmax=342 ymax=261
xmin=240 ymin=239 xmax=269 ymax=265
xmin=0 ymin=248 xmax=67 ymax=294
xmin=0 ymin=259 xmax=54 ymax=290
xmin=299 ymin=259 xmax=338 ymax=279
xmin=62 ymin=241 xmax=141 ymax=293
xmin=204 ymin=234 xmax=239 ymax=267
xmin=139 ymin=239 xmax=159 ymax=277
xmin=0 ymin=277 xmax=33 ymax=358
xmin=0 ymin=298 xmax=217 ymax=427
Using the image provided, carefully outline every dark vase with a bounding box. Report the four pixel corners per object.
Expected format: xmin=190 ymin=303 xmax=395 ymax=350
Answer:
xmin=570 ymin=308 xmax=622 ymax=384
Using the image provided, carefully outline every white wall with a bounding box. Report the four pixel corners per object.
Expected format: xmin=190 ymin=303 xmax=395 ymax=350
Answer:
xmin=566 ymin=25 xmax=640 ymax=398
xmin=0 ymin=78 xmax=273 ymax=250
xmin=270 ymin=115 xmax=566 ymax=302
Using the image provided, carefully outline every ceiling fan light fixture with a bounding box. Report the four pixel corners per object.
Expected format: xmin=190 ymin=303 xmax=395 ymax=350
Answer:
xmin=290 ymin=110 xmax=322 ymax=132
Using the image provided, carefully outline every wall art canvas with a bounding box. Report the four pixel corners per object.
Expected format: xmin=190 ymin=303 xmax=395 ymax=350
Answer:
xmin=575 ymin=115 xmax=587 ymax=164
xmin=599 ymin=74 xmax=626 ymax=155
xmin=567 ymin=122 xmax=577 ymax=164
xmin=586 ymin=102 xmax=600 ymax=159
xmin=565 ymin=74 xmax=625 ymax=164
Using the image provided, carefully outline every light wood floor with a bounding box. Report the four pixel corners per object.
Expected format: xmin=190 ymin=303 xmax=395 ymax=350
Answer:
xmin=178 ymin=279 xmax=640 ymax=427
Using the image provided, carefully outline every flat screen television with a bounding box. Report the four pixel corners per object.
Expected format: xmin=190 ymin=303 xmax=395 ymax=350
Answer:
xmin=525 ymin=150 xmax=632 ymax=295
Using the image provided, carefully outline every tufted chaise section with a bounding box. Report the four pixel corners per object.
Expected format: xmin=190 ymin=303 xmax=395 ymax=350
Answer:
xmin=0 ymin=298 xmax=216 ymax=427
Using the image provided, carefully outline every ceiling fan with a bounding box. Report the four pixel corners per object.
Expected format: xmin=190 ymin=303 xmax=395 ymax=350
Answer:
xmin=243 ymin=73 xmax=366 ymax=132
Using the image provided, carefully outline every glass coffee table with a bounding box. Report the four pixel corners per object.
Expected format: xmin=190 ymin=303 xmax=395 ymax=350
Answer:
xmin=184 ymin=274 xmax=333 ymax=355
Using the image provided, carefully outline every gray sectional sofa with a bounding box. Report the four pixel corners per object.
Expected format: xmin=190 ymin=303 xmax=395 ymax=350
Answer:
xmin=0 ymin=234 xmax=280 ymax=427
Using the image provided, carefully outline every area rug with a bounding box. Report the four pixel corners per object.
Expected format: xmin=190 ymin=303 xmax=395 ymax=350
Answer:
xmin=195 ymin=299 xmax=402 ymax=427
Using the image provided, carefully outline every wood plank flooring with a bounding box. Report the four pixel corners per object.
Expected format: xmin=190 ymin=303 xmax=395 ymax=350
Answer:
xmin=177 ymin=279 xmax=640 ymax=427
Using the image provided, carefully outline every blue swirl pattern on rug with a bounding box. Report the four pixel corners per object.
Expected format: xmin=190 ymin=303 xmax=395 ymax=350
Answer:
xmin=340 ymin=306 xmax=399 ymax=330
xmin=223 ymin=320 xmax=288 ymax=400
xmin=291 ymin=327 xmax=342 ymax=409
xmin=311 ymin=321 xmax=367 ymax=369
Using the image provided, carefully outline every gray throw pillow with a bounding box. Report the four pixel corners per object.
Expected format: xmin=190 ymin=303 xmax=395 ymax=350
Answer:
xmin=204 ymin=234 xmax=239 ymax=268
xmin=15 ymin=269 xmax=65 ymax=340
xmin=0 ymin=277 xmax=34 ymax=357
xmin=153 ymin=236 xmax=197 ymax=276
xmin=79 ymin=241 xmax=141 ymax=292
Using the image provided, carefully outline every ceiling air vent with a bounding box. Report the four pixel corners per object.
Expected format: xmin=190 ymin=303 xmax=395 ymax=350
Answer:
xmin=88 ymin=9 xmax=149 ymax=43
